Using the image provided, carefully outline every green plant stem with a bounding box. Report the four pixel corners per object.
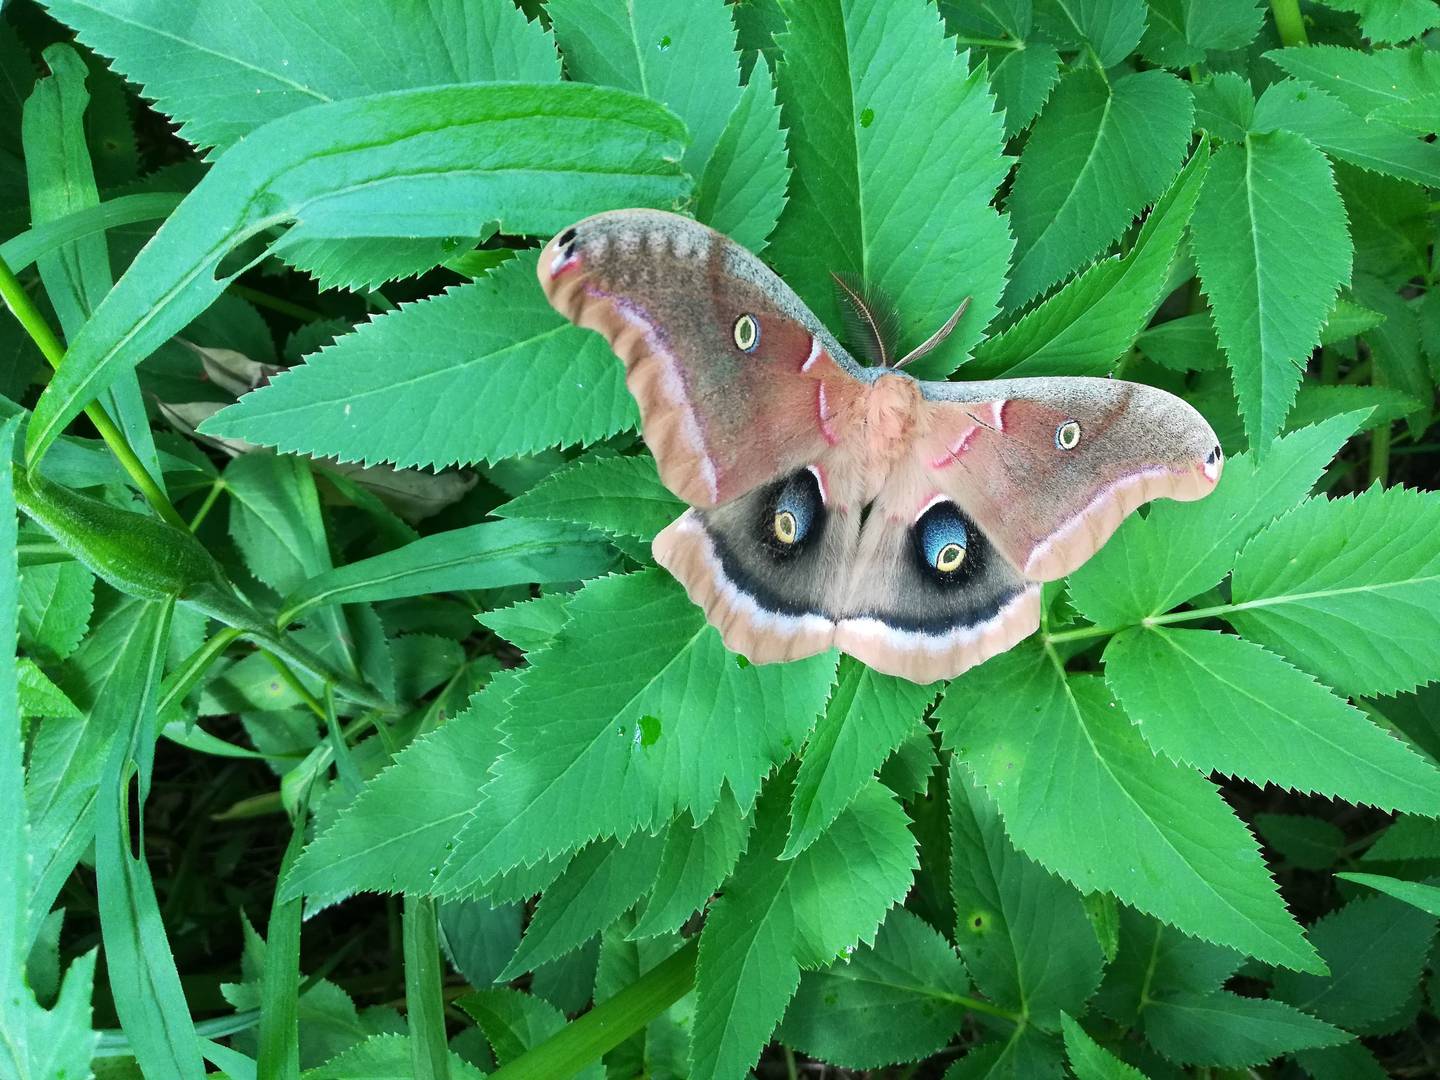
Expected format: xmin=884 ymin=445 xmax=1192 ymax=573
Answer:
xmin=261 ymin=649 xmax=328 ymax=720
xmin=188 ymin=478 xmax=226 ymax=530
xmin=0 ymin=252 xmax=187 ymax=529
xmin=1370 ymin=421 xmax=1392 ymax=486
xmin=1269 ymin=0 xmax=1309 ymax=45
xmin=404 ymin=897 xmax=450 ymax=1080
xmin=230 ymin=283 xmax=326 ymax=322
xmin=949 ymin=35 xmax=1022 ymax=50
xmin=489 ymin=940 xmax=698 ymax=1080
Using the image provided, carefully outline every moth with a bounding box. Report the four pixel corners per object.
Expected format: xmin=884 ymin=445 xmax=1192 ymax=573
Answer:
xmin=538 ymin=210 xmax=1222 ymax=684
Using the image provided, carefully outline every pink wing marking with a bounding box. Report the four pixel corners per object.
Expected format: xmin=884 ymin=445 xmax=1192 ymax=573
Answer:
xmin=800 ymin=335 xmax=823 ymax=373
xmin=913 ymin=491 xmax=948 ymax=522
xmin=816 ymin=382 xmax=840 ymax=446
xmin=929 ymin=424 xmax=978 ymax=469
xmin=1021 ymin=466 xmax=1170 ymax=577
xmin=806 ymin=463 xmax=829 ymax=505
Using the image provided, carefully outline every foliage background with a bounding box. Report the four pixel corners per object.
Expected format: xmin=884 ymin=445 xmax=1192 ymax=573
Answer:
xmin=3 ymin=0 xmax=1440 ymax=1077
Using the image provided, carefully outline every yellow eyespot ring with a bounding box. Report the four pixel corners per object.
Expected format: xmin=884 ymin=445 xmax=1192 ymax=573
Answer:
xmin=773 ymin=509 xmax=797 ymax=544
xmin=733 ymin=313 xmax=760 ymax=353
xmin=935 ymin=542 xmax=965 ymax=573
xmin=1056 ymin=420 xmax=1082 ymax=451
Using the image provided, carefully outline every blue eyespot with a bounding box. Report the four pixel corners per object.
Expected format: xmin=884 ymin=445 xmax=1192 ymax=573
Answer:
xmin=773 ymin=474 xmax=816 ymax=545
xmin=917 ymin=501 xmax=968 ymax=574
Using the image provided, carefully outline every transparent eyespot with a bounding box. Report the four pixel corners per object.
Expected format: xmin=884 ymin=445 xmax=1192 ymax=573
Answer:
xmin=935 ymin=542 xmax=965 ymax=573
xmin=733 ymin=313 xmax=760 ymax=353
xmin=773 ymin=509 xmax=798 ymax=544
xmin=1055 ymin=419 xmax=1082 ymax=450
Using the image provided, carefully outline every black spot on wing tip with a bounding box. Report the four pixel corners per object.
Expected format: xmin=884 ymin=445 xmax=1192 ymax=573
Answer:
xmin=1206 ymin=444 xmax=1222 ymax=465
xmin=558 ymin=227 xmax=577 ymax=246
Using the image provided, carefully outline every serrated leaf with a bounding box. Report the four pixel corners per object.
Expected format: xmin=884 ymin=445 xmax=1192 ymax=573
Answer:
xmin=1192 ymin=71 xmax=1256 ymax=141
xmin=990 ymin=42 xmax=1061 ymax=138
xmin=1105 ymin=628 xmax=1440 ymax=813
xmin=1337 ymin=165 xmax=1429 ymax=281
xmin=302 ymin=1033 xmax=489 ymax=1080
xmin=632 ymin=791 xmax=752 ymax=940
xmin=943 ymin=1027 xmax=1066 ymax=1078
xmin=1352 ymin=273 xmax=1432 ymax=413
xmin=26 ymin=83 xmax=688 ymax=467
xmin=1362 ymin=814 xmax=1440 ymax=861
xmin=1144 ymin=991 xmax=1349 ymax=1067
xmin=1226 ymin=484 xmax=1440 ymax=697
xmin=780 ymin=908 xmax=970 ymax=1069
xmin=1136 ymin=313 xmax=1225 ymax=371
xmin=476 ymin=592 xmax=574 ymax=655
xmin=1069 ymin=410 xmax=1363 ymax=626
xmin=937 ymin=647 xmax=1322 ymax=973
xmin=438 ymin=899 xmax=521 ymax=990
xmin=1060 ymin=1013 xmax=1148 ymax=1080
xmin=971 ymin=143 xmax=1207 ymax=377
xmin=225 ymin=452 xmax=332 ymax=597
xmin=455 ymin=988 xmax=601 ymax=1079
xmin=17 ymin=560 xmax=93 ymax=663
xmin=42 ymin=0 xmax=560 ymax=154
xmin=1191 ymin=131 xmax=1352 ymax=448
xmin=203 ymin=258 xmax=639 ymax=469
xmin=1254 ymin=80 xmax=1440 ymax=187
xmin=1094 ymin=907 xmax=1243 ymax=1026
xmin=691 ymin=776 xmax=917 ymax=1080
xmin=1140 ymin=0 xmax=1263 ymax=67
xmin=1295 ymin=1042 xmax=1391 ymax=1080
xmin=1319 ymin=0 xmax=1440 ymax=42
xmin=950 ymin=761 xmax=1104 ymax=1030
xmin=1034 ymin=0 xmax=1147 ymax=66
xmin=17 ymin=659 xmax=81 ymax=720
xmin=499 ymin=831 xmax=665 ymax=978
xmin=1005 ymin=68 xmax=1192 ymax=308
xmin=1254 ymin=814 xmax=1345 ymax=871
xmin=1268 ymin=44 xmax=1440 ymax=129
xmin=549 ymin=0 xmax=741 ymax=178
xmin=1337 ymin=872 xmax=1440 ymax=916
xmin=283 ymin=673 xmax=518 ymax=907
xmin=434 ymin=569 xmax=837 ymax=890
xmin=495 ymin=454 xmax=684 ymax=544
xmin=783 ymin=657 xmax=935 ymax=859
xmin=695 ymin=60 xmax=790 ymax=250
xmin=768 ymin=0 xmax=1012 ymax=376
xmin=1272 ymin=892 xmax=1436 ymax=1033
xmin=1286 ymin=384 xmax=1417 ymax=433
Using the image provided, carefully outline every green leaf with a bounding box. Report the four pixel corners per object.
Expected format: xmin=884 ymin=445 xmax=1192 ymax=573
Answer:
xmin=937 ymin=647 xmax=1322 ymax=973
xmin=691 ymin=776 xmax=917 ymax=1080
xmin=277 ymin=519 xmax=616 ymax=627
xmin=433 ymin=569 xmax=837 ymax=890
xmin=1295 ymin=1042 xmax=1391 ymax=1080
xmin=43 ymin=0 xmax=559 ymax=153
xmin=594 ymin=918 xmax=691 ymax=1079
xmin=1267 ymin=44 xmax=1440 ymax=129
xmin=950 ymin=761 xmax=1104 ymax=1030
xmin=1 ymin=415 xmax=101 ymax=1078
xmin=1190 ymin=131 xmax=1352 ymax=448
xmin=225 ymin=452 xmax=332 ymax=597
xmin=1060 ymin=1013 xmax=1148 ymax=1080
xmin=203 ymin=257 xmax=638 ymax=469
xmin=1105 ymin=628 xmax=1440 ymax=813
xmin=1254 ymin=813 xmax=1345 ymax=870
xmin=17 ymin=560 xmax=93 ymax=663
xmin=402 ymin=897 xmax=448 ymax=1080
xmin=1254 ymin=81 xmax=1440 ymax=187
xmin=1034 ymin=0 xmax=1147 ymax=66
xmin=1136 ymin=313 xmax=1225 ymax=372
xmin=768 ymin=0 xmax=1011 ymax=375
xmin=780 ymin=908 xmax=970 ymax=1069
xmin=1005 ymin=68 xmax=1192 ymax=308
xmin=257 ymin=813 xmax=306 ymax=1080
xmin=17 ymin=659 xmax=81 ymax=720
xmin=283 ymin=672 xmax=527 ymax=907
xmin=1067 ymin=407 xmax=1364 ymax=627
xmin=1144 ymin=991 xmax=1349 ymax=1067
xmin=476 ymin=592 xmax=575 ymax=655
xmin=303 ymin=1034 xmax=488 ymax=1080
xmin=971 ymin=143 xmax=1208 ymax=377
xmin=1318 ymin=0 xmax=1440 ymax=43
xmin=1140 ymin=0 xmax=1264 ymax=66
xmin=632 ymin=792 xmax=752 ymax=940
xmin=1352 ymin=272 xmax=1432 ymax=413
xmin=1192 ymin=71 xmax=1256 ymax=141
xmin=1271 ymin=893 xmax=1436 ymax=1033
xmin=1338 ymin=166 xmax=1429 ymax=280
xmin=25 ymin=83 xmax=688 ymax=467
xmin=499 ymin=831 xmax=665 ymax=978
xmin=1362 ymin=813 xmax=1440 ymax=861
xmin=456 ymin=988 xmax=601 ymax=1080
xmin=496 ymin=454 xmax=684 ymax=545
xmin=943 ymin=1027 xmax=1066 ymax=1077
xmin=1093 ymin=907 xmax=1243 ymax=1026
xmin=1226 ymin=484 xmax=1440 ymax=697
xmin=1337 ymin=872 xmax=1440 ymax=917
xmin=990 ymin=42 xmax=1062 ymax=139
xmin=93 ymin=600 xmax=206 ymax=1079
xmin=1286 ymin=384 xmax=1418 ymax=433
xmin=783 ymin=657 xmax=935 ymax=859
xmin=695 ymin=60 xmax=790 ymax=251
xmin=549 ymin=0 xmax=741 ymax=178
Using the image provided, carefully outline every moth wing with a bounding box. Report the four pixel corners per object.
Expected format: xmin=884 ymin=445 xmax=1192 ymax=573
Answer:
xmin=915 ymin=377 xmax=1223 ymax=581
xmin=538 ymin=209 xmax=869 ymax=508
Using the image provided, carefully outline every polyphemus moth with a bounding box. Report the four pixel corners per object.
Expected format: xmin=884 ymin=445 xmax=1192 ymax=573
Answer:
xmin=538 ymin=210 xmax=1222 ymax=684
